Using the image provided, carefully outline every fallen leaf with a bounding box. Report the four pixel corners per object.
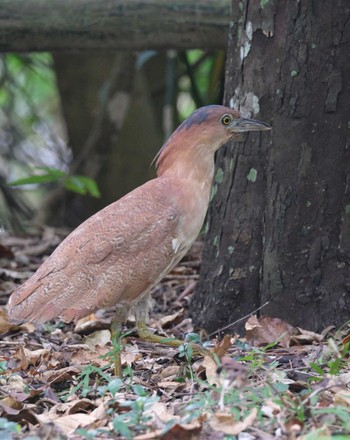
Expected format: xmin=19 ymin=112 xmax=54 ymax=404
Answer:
xmin=159 ymin=309 xmax=184 ymax=328
xmin=334 ymin=392 xmax=350 ymax=406
xmin=0 ymin=308 xmax=13 ymax=333
xmin=157 ymin=365 xmax=180 ymax=380
xmin=121 ymin=345 xmax=142 ymax=366
xmin=157 ymin=381 xmax=186 ymax=392
xmin=75 ymin=314 xmax=110 ymax=334
xmin=7 ymin=375 xmax=26 ymax=392
xmin=202 ymin=355 xmax=220 ymax=387
xmin=14 ymin=346 xmax=51 ymax=370
xmin=83 ymin=329 xmax=111 ymax=349
xmin=209 ymin=408 xmax=257 ymax=435
xmin=19 ymin=322 xmax=36 ymax=333
xmin=41 ymin=412 xmax=96 ymax=435
xmin=342 ymin=333 xmax=350 ymax=346
xmin=1 ymin=396 xmax=22 ymax=411
xmin=245 ymin=315 xmax=294 ymax=348
xmin=290 ymin=327 xmax=324 ymax=345
xmin=212 ymin=334 xmax=233 ymax=357
xmin=148 ymin=401 xmax=176 ymax=423
xmin=41 ymin=365 xmax=83 ymax=384
xmin=161 ymin=420 xmax=202 ymax=440
xmin=261 ymin=399 xmax=281 ymax=418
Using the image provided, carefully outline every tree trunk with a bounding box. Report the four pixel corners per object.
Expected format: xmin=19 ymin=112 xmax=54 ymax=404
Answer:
xmin=0 ymin=0 xmax=230 ymax=52
xmin=191 ymin=0 xmax=350 ymax=334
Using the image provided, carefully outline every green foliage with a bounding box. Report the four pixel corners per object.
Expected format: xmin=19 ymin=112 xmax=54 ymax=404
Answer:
xmin=9 ymin=167 xmax=101 ymax=198
xmin=177 ymin=50 xmax=224 ymax=119
xmin=309 ymin=340 xmax=350 ymax=377
xmin=111 ymin=385 xmax=159 ymax=439
xmin=0 ymin=361 xmax=7 ymax=374
xmin=0 ymin=417 xmax=21 ymax=437
xmin=64 ymin=364 xmax=111 ymax=401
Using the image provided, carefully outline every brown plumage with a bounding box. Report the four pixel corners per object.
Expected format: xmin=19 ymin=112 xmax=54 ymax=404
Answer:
xmin=8 ymin=105 xmax=270 ymax=367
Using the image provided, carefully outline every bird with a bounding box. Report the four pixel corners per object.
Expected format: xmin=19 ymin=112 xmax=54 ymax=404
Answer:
xmin=8 ymin=105 xmax=270 ymax=375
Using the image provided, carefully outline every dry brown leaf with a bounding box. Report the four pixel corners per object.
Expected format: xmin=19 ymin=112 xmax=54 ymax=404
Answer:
xmin=121 ymin=345 xmax=142 ymax=366
xmin=157 ymin=381 xmax=186 ymax=392
xmin=342 ymin=333 xmax=350 ymax=346
xmin=212 ymin=334 xmax=233 ymax=357
xmin=19 ymin=322 xmax=36 ymax=333
xmin=71 ymin=346 xmax=110 ymax=367
xmin=83 ymin=329 xmax=111 ymax=349
xmin=74 ymin=313 xmax=103 ymax=333
xmin=290 ymin=327 xmax=324 ymax=345
xmin=42 ymin=412 xmax=96 ymax=435
xmin=41 ymin=365 xmax=83 ymax=384
xmin=90 ymin=400 xmax=107 ymax=420
xmin=245 ymin=315 xmax=294 ymax=348
xmin=1 ymin=396 xmax=22 ymax=411
xmin=0 ymin=308 xmax=14 ymax=333
xmin=149 ymin=401 xmax=176 ymax=423
xmin=202 ymin=355 xmax=220 ymax=387
xmin=7 ymin=374 xmax=26 ymax=392
xmin=14 ymin=345 xmax=51 ymax=370
xmin=261 ymin=399 xmax=281 ymax=418
xmin=159 ymin=309 xmax=184 ymax=328
xmin=157 ymin=365 xmax=180 ymax=380
xmin=134 ymin=431 xmax=162 ymax=440
xmin=161 ymin=420 xmax=202 ymax=440
xmin=209 ymin=408 xmax=257 ymax=435
xmin=53 ymin=398 xmax=95 ymax=415
xmin=334 ymin=392 xmax=350 ymax=406
xmin=0 ymin=403 xmax=39 ymax=426
xmin=134 ymin=418 xmax=202 ymax=440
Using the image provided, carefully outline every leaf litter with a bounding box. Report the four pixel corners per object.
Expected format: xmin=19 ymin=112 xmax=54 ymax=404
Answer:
xmin=1 ymin=228 xmax=350 ymax=439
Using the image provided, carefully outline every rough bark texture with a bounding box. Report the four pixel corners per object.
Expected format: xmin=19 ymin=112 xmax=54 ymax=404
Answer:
xmin=0 ymin=0 xmax=230 ymax=52
xmin=192 ymin=0 xmax=350 ymax=334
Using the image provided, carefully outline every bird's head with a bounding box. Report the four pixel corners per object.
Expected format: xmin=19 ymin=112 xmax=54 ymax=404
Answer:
xmin=156 ymin=105 xmax=271 ymax=177
xmin=176 ymin=104 xmax=271 ymax=147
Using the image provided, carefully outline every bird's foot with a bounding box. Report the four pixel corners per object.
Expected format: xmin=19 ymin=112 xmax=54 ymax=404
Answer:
xmin=137 ymin=322 xmax=212 ymax=357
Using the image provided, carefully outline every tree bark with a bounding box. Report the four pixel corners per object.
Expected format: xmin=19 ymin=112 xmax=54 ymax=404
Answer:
xmin=192 ymin=0 xmax=350 ymax=334
xmin=0 ymin=0 xmax=230 ymax=52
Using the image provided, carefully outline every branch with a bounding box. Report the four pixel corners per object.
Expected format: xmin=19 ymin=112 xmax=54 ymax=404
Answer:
xmin=0 ymin=0 xmax=231 ymax=52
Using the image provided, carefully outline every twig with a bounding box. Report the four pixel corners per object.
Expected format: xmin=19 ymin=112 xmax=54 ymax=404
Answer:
xmin=206 ymin=301 xmax=270 ymax=338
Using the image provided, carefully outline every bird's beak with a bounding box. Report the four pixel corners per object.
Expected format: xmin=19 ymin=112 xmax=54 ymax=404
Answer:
xmin=229 ymin=117 xmax=271 ymax=132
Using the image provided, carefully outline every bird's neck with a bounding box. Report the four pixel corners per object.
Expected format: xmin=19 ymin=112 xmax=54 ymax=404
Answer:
xmin=156 ymin=143 xmax=216 ymax=198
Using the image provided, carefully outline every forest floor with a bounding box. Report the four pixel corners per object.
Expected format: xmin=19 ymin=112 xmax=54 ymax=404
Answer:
xmin=1 ymin=227 xmax=350 ymax=440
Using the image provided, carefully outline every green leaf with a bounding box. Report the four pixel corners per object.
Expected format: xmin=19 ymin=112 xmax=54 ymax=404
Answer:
xmin=64 ymin=176 xmax=88 ymax=195
xmin=309 ymin=362 xmax=325 ymax=376
xmin=112 ymin=418 xmax=133 ymax=439
xmin=8 ymin=173 xmax=62 ymax=186
xmin=64 ymin=175 xmax=101 ymax=198
xmin=108 ymin=378 xmax=123 ymax=396
xmin=75 ymin=175 xmax=101 ymax=198
xmin=133 ymin=384 xmax=147 ymax=397
xmin=185 ymin=332 xmax=201 ymax=343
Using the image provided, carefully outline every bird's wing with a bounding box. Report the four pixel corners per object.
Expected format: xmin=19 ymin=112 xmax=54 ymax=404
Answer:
xmin=8 ymin=179 xmax=191 ymax=323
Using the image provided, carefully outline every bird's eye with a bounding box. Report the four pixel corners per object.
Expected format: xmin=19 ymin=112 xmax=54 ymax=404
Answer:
xmin=221 ymin=114 xmax=232 ymax=126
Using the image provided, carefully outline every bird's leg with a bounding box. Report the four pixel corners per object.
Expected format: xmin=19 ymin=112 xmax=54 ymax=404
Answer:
xmin=110 ymin=321 xmax=123 ymax=377
xmin=134 ymin=296 xmax=210 ymax=357
xmin=110 ymin=306 xmax=129 ymax=377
